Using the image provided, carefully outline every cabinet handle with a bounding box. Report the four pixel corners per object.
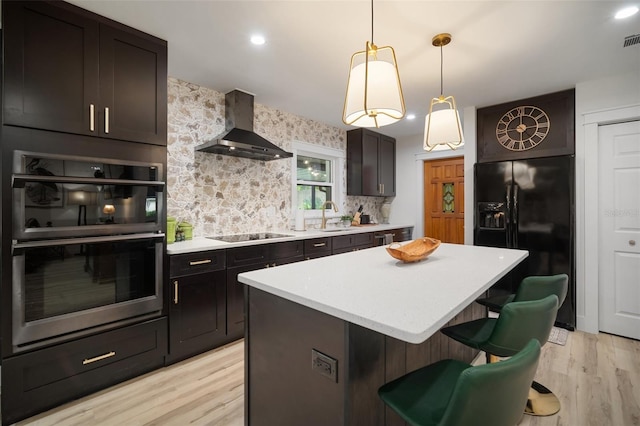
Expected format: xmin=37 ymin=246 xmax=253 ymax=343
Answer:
xmin=189 ymin=259 xmax=212 ymax=266
xmin=83 ymin=351 xmax=116 ymax=365
xmin=105 ymin=107 xmax=110 ymax=133
xmin=313 ymin=243 xmax=326 ymax=247
xmin=173 ymin=280 xmax=179 ymax=304
xmin=630 ymin=240 xmax=637 ymax=246
xmin=382 ymin=183 xmax=385 ymax=194
xmin=90 ymin=104 xmax=95 ymax=132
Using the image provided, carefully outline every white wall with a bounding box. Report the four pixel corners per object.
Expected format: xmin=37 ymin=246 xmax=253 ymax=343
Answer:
xmin=575 ymin=71 xmax=640 ymax=333
xmin=393 ymin=106 xmax=476 ymax=243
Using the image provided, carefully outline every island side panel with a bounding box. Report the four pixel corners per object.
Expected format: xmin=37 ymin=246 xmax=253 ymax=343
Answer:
xmin=247 ymin=288 xmax=346 ymax=426
xmin=347 ymin=302 xmax=485 ymax=426
xmin=246 ymin=288 xmax=485 ymax=426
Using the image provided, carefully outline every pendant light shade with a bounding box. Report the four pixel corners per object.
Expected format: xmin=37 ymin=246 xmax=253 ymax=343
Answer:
xmin=424 ymin=95 xmax=464 ymax=151
xmin=343 ymin=1 xmax=405 ymax=128
xmin=423 ymin=33 xmax=464 ymax=151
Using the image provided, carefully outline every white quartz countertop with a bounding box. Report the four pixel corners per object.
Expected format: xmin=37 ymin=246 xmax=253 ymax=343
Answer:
xmin=238 ymin=243 xmax=528 ymax=344
xmin=166 ymin=224 xmax=413 ymax=254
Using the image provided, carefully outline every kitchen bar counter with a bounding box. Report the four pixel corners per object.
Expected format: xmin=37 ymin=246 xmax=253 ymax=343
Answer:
xmin=166 ymin=223 xmax=413 ymax=254
xmin=239 ymin=243 xmax=527 ymax=344
xmin=240 ymin=243 xmax=528 ymax=425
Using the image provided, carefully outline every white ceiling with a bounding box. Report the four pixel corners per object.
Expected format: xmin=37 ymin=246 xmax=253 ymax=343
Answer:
xmin=68 ymin=0 xmax=639 ymax=139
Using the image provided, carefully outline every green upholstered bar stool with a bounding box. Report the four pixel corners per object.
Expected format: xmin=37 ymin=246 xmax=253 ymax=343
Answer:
xmin=378 ymin=339 xmax=541 ymax=426
xmin=441 ymin=295 xmax=560 ymax=417
xmin=476 ymin=274 xmax=568 ymax=312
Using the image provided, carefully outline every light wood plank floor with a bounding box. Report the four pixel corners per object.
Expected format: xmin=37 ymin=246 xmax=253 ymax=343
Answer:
xmin=12 ymin=331 xmax=640 ymax=425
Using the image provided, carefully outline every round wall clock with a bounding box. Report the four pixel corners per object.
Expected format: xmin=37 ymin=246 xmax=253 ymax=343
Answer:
xmin=495 ymin=105 xmax=550 ymax=151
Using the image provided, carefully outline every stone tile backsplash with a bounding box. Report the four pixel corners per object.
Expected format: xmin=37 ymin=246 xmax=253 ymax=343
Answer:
xmin=167 ymin=77 xmax=382 ymax=237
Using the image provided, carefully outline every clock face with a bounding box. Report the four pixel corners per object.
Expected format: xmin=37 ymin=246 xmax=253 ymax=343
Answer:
xmin=495 ymin=106 xmax=550 ymax=151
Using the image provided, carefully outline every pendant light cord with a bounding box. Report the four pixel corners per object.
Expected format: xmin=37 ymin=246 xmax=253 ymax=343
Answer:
xmin=440 ymin=44 xmax=444 ymax=97
xmin=370 ymin=0 xmax=374 ymax=44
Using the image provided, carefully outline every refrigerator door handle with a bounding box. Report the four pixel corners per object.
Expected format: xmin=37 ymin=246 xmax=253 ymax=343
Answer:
xmin=505 ymin=184 xmax=512 ymax=247
xmin=513 ymin=185 xmax=519 ymax=247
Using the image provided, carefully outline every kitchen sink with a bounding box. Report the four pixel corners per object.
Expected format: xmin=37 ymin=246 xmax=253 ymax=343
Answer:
xmin=206 ymin=232 xmax=293 ymax=242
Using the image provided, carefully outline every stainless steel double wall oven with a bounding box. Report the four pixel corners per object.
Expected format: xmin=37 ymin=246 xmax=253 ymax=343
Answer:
xmin=2 ymin=128 xmax=167 ymax=355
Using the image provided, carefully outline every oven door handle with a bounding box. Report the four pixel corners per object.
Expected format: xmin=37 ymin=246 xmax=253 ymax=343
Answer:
xmin=12 ymin=233 xmax=165 ymax=252
xmin=12 ymin=174 xmax=165 ymax=189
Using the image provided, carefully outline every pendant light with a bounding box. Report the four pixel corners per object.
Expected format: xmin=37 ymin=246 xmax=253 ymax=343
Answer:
xmin=424 ymin=33 xmax=464 ymax=151
xmin=343 ymin=0 xmax=405 ymax=128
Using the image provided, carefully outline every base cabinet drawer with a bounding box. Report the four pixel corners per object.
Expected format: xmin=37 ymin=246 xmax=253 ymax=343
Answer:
xmin=1 ymin=317 xmax=167 ymax=425
xmin=304 ymin=237 xmax=332 ymax=259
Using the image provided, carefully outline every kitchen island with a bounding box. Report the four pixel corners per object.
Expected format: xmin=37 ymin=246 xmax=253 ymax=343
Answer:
xmin=239 ymin=243 xmax=528 ymax=426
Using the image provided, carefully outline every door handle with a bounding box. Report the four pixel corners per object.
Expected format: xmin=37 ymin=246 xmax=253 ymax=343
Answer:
xmin=90 ymin=104 xmax=95 ymax=132
xmin=173 ymin=280 xmax=179 ymax=304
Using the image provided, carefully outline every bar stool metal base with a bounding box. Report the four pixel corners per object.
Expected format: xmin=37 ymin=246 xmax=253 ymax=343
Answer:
xmin=525 ymin=380 xmax=561 ymax=416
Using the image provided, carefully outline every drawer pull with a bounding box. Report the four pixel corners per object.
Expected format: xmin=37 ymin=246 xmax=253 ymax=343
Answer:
xmin=174 ymin=280 xmax=179 ymax=304
xmin=313 ymin=243 xmax=326 ymax=247
xmin=83 ymin=351 xmax=116 ymax=365
xmin=105 ymin=107 xmax=110 ymax=133
xmin=189 ymin=259 xmax=212 ymax=266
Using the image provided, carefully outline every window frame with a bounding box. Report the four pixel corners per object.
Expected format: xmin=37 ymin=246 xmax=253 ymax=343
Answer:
xmin=291 ymin=141 xmax=345 ymax=220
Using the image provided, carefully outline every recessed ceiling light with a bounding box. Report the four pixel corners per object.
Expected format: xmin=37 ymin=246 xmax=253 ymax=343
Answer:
xmin=406 ymin=114 xmax=416 ymax=120
xmin=250 ymin=34 xmax=266 ymax=45
xmin=615 ymin=6 xmax=639 ymax=19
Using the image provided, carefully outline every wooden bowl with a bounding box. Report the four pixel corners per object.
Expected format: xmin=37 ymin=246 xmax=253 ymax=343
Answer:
xmin=386 ymin=237 xmax=441 ymax=263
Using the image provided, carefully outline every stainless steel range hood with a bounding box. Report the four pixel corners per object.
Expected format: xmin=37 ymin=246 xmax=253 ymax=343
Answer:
xmin=195 ymin=90 xmax=293 ymax=161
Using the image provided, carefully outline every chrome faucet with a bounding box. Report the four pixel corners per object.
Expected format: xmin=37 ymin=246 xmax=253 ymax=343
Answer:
xmin=320 ymin=201 xmax=339 ymax=229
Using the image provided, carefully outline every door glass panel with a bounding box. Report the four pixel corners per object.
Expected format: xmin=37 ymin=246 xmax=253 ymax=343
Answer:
xmin=443 ymin=182 xmax=454 ymax=213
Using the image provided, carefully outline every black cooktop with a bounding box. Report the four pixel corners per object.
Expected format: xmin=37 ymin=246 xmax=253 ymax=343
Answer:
xmin=207 ymin=232 xmax=293 ymax=243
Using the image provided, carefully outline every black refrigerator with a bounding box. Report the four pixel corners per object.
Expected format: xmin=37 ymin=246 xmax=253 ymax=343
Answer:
xmin=474 ymin=155 xmax=575 ymax=330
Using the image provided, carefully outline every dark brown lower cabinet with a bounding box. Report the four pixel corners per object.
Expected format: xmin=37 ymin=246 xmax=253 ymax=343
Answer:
xmin=226 ymin=241 xmax=304 ymax=341
xmin=332 ymin=233 xmax=374 ymax=254
xmin=1 ymin=317 xmax=167 ymax=425
xmin=167 ymin=251 xmax=227 ymax=364
xmin=304 ymin=236 xmax=333 ymax=259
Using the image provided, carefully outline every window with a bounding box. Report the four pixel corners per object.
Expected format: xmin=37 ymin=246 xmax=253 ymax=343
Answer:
xmin=296 ymin=155 xmax=332 ymax=209
xmin=292 ymin=142 xmax=344 ymax=217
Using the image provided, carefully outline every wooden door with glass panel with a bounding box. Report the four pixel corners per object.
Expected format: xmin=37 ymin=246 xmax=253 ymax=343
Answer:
xmin=424 ymin=157 xmax=464 ymax=244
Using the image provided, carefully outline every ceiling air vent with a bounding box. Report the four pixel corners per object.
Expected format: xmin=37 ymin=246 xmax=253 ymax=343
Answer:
xmin=623 ymin=34 xmax=640 ymax=47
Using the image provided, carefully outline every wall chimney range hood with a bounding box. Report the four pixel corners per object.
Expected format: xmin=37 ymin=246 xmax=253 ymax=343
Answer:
xmin=195 ymin=90 xmax=293 ymax=161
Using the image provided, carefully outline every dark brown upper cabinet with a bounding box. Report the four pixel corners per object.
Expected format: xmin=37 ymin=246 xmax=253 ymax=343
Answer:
xmin=3 ymin=0 xmax=168 ymax=146
xmin=347 ymin=128 xmax=396 ymax=197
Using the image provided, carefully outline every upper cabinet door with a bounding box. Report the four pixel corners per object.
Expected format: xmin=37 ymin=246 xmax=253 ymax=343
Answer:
xmin=3 ymin=0 xmax=168 ymax=146
xmin=3 ymin=1 xmax=99 ymax=135
xmin=347 ymin=128 xmax=396 ymax=197
xmin=99 ymin=24 xmax=168 ymax=145
xmin=361 ymin=130 xmax=380 ymax=196
xmin=378 ymin=135 xmax=396 ymax=196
